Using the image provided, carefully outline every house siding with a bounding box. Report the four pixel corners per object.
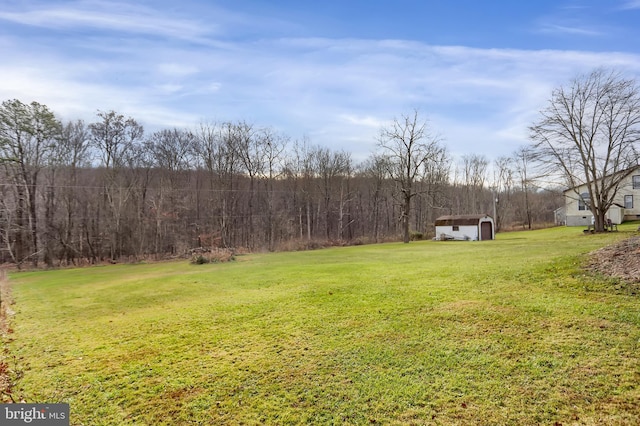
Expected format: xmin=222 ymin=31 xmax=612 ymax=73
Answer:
xmin=564 ymin=167 xmax=640 ymax=226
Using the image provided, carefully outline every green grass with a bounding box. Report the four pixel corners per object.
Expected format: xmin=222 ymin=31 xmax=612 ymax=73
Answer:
xmin=5 ymin=226 xmax=640 ymax=425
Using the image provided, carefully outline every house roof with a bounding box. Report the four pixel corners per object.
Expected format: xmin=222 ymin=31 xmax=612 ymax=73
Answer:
xmin=435 ymin=214 xmax=493 ymax=226
xmin=562 ymin=164 xmax=640 ymax=193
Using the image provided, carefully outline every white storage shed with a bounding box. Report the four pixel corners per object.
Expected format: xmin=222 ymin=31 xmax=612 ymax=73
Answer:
xmin=434 ymin=214 xmax=495 ymax=241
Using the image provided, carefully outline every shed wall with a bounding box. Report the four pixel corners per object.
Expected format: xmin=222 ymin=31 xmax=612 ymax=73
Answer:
xmin=435 ymin=225 xmax=479 ymax=240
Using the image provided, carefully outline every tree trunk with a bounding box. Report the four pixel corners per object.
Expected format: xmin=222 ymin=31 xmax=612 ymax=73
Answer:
xmin=402 ymin=194 xmax=411 ymax=243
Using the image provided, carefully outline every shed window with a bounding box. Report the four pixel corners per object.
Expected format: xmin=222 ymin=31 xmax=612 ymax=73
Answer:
xmin=452 ymin=225 xmax=459 ymax=231
xmin=633 ymin=175 xmax=640 ymax=189
xmin=625 ymin=195 xmax=634 ymax=209
xmin=578 ymin=192 xmax=590 ymax=211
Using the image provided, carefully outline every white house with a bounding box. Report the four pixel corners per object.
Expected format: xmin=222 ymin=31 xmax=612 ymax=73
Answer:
xmin=564 ymin=165 xmax=640 ymax=226
xmin=434 ymin=214 xmax=495 ymax=241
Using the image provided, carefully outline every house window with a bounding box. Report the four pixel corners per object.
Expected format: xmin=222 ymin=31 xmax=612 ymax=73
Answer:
xmin=633 ymin=175 xmax=640 ymax=189
xmin=578 ymin=192 xmax=590 ymax=211
xmin=625 ymin=195 xmax=634 ymax=209
xmin=452 ymin=225 xmax=459 ymax=231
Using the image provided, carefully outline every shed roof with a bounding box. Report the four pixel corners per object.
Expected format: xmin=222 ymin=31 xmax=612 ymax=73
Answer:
xmin=435 ymin=214 xmax=493 ymax=226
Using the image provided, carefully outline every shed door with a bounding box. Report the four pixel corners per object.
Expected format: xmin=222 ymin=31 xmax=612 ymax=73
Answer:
xmin=480 ymin=222 xmax=492 ymax=240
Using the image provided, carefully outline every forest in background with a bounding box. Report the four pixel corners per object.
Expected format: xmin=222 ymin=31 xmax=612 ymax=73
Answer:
xmin=0 ymin=100 xmax=561 ymax=268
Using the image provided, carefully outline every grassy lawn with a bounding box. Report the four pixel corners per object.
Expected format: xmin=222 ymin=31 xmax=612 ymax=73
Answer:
xmin=4 ymin=226 xmax=640 ymax=425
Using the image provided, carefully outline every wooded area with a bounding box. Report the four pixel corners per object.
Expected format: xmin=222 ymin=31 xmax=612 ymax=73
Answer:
xmin=0 ymin=100 xmax=560 ymax=268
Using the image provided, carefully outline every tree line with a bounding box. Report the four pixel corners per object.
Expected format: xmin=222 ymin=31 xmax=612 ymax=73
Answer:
xmin=0 ymin=100 xmax=559 ymax=268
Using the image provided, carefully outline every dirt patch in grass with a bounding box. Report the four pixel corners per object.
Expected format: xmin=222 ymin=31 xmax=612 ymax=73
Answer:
xmin=0 ymin=268 xmax=17 ymax=402
xmin=586 ymin=235 xmax=640 ymax=289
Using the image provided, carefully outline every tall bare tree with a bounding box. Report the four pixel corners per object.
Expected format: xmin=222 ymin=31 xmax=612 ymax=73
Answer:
xmin=460 ymin=154 xmax=489 ymax=214
xmin=233 ymin=122 xmax=262 ymax=248
xmin=89 ymin=110 xmax=144 ymax=259
xmin=146 ymin=128 xmax=196 ymax=253
xmin=56 ymin=120 xmax=91 ymax=264
xmin=530 ymin=69 xmax=640 ymax=232
xmin=284 ymin=139 xmax=317 ymax=241
xmin=193 ymin=121 xmax=242 ymax=247
xmin=492 ymin=156 xmax=514 ymax=231
xmin=378 ymin=110 xmax=445 ymax=243
xmin=417 ymin=147 xmax=450 ymax=232
xmin=512 ymin=147 xmax=537 ymax=229
xmin=313 ymin=147 xmax=350 ymax=240
xmin=360 ymin=155 xmax=392 ymax=242
xmin=257 ymin=128 xmax=287 ymax=250
xmin=0 ymin=100 xmax=61 ymax=267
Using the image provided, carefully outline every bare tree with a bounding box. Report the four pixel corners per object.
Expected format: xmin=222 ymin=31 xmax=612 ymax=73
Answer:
xmin=193 ymin=121 xmax=242 ymax=247
xmin=148 ymin=128 xmax=195 ymax=183
xmin=257 ymin=128 xmax=288 ymax=250
xmin=359 ymin=155 xmax=390 ymax=242
xmin=337 ymin=153 xmax=355 ymax=241
xmin=491 ymin=156 xmax=514 ymax=231
xmin=146 ymin=128 xmax=196 ymax=253
xmin=313 ymin=147 xmax=350 ymax=240
xmin=284 ymin=139 xmax=317 ymax=241
xmin=530 ymin=69 xmax=640 ymax=232
xmin=89 ymin=110 xmax=144 ymax=259
xmin=460 ymin=154 xmax=489 ymax=214
xmin=41 ymin=120 xmax=91 ymax=266
xmin=233 ymin=122 xmax=262 ymax=248
xmin=56 ymin=120 xmax=91 ymax=264
xmin=0 ymin=180 xmax=19 ymax=265
xmin=417 ymin=147 xmax=450 ymax=233
xmin=511 ymin=147 xmax=537 ymax=229
xmin=378 ymin=110 xmax=445 ymax=243
xmin=0 ymin=99 xmax=61 ymax=267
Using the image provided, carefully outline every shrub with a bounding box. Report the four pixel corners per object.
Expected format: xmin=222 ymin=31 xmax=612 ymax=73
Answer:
xmin=191 ymin=255 xmax=210 ymax=265
xmin=189 ymin=248 xmax=235 ymax=265
xmin=410 ymin=231 xmax=424 ymax=241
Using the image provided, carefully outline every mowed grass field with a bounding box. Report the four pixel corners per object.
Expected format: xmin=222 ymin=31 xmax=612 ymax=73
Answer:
xmin=5 ymin=226 xmax=640 ymax=425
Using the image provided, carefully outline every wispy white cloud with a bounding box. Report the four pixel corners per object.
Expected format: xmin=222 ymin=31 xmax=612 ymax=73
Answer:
xmin=0 ymin=1 xmax=214 ymax=41
xmin=157 ymin=63 xmax=200 ymax=77
xmin=621 ymin=0 xmax=640 ymax=9
xmin=537 ymin=23 xmax=604 ymax=37
xmin=339 ymin=115 xmax=386 ymax=129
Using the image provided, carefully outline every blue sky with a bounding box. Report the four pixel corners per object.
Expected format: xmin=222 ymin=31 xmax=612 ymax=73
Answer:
xmin=2 ymin=0 xmax=640 ymax=161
